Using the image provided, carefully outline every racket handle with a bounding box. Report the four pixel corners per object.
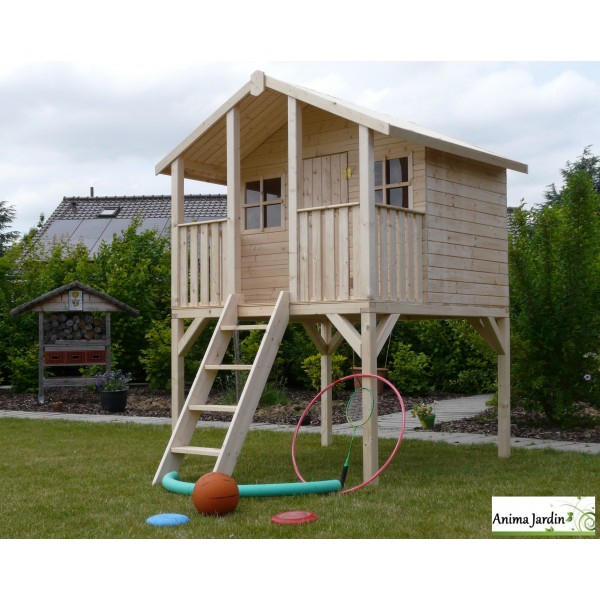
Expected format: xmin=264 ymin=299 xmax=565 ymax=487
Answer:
xmin=339 ymin=465 xmax=349 ymax=488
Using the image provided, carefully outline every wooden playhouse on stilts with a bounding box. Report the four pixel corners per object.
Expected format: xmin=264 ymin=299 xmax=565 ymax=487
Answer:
xmin=152 ymin=71 xmax=528 ymax=487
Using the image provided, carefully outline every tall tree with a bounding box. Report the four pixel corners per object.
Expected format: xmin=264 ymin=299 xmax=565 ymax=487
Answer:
xmin=0 ymin=200 xmax=18 ymax=256
xmin=544 ymin=146 xmax=600 ymax=204
xmin=510 ymin=168 xmax=600 ymax=424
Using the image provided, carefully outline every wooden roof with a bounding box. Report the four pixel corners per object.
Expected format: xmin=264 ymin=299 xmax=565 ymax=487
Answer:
xmin=156 ymin=70 xmax=528 ymax=183
xmin=11 ymin=281 xmax=140 ymax=316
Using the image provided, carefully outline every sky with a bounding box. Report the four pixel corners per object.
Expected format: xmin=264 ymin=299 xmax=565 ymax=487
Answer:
xmin=1 ymin=2 xmax=599 ymax=236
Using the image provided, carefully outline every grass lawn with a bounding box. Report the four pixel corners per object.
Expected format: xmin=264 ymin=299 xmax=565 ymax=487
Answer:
xmin=0 ymin=417 xmax=597 ymax=540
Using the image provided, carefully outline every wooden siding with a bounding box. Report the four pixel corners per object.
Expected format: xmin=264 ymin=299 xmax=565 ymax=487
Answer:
xmin=240 ymin=229 xmax=289 ymax=302
xmin=425 ymin=149 xmax=508 ymax=308
xmin=302 ymin=153 xmax=349 ymax=209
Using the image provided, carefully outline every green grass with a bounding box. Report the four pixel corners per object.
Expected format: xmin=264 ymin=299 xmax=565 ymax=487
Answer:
xmin=0 ymin=418 xmax=597 ymax=539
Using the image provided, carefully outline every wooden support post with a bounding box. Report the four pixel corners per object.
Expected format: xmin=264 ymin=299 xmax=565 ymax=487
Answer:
xmin=361 ymin=311 xmax=379 ymax=483
xmin=288 ymin=97 xmax=302 ymax=302
xmin=171 ymin=157 xmax=185 ymax=427
xmin=225 ymin=107 xmax=242 ymax=296
xmin=177 ymin=317 xmax=209 ymax=357
xmin=105 ymin=312 xmax=112 ymax=373
xmin=38 ymin=312 xmax=44 ymax=404
xmin=359 ymin=125 xmax=376 ymax=299
xmin=320 ymin=321 xmax=333 ymax=446
xmin=303 ymin=321 xmax=345 ymax=446
xmin=171 ymin=317 xmax=185 ymax=428
xmin=468 ymin=316 xmax=511 ymax=458
xmin=497 ymin=317 xmax=511 ymax=458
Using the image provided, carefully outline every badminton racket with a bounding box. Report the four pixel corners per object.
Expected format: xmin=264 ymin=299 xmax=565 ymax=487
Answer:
xmin=339 ymin=386 xmax=374 ymax=487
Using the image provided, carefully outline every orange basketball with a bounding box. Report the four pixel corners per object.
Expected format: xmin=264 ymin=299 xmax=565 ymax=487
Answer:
xmin=192 ymin=472 xmax=240 ymax=516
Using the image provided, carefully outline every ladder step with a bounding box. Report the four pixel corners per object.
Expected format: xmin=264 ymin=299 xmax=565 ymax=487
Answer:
xmin=189 ymin=404 xmax=237 ymax=413
xmin=171 ymin=446 xmax=222 ymax=457
xmin=205 ymin=364 xmax=252 ymax=371
xmin=221 ymin=324 xmax=268 ymax=331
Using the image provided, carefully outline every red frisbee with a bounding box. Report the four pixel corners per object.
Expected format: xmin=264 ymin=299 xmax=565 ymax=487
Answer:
xmin=271 ymin=510 xmax=318 ymax=525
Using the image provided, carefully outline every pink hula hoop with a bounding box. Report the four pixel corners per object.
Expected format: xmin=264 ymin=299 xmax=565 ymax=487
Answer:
xmin=291 ymin=373 xmax=406 ymax=494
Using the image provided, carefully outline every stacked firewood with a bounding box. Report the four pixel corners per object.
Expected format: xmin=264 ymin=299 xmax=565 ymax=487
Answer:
xmin=43 ymin=313 xmax=106 ymax=343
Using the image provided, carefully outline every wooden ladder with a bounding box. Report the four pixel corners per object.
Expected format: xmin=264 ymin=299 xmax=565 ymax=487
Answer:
xmin=152 ymin=291 xmax=290 ymax=485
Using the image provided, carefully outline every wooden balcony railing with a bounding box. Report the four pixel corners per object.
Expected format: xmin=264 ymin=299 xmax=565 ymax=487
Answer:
xmin=297 ymin=203 xmax=424 ymax=303
xmin=375 ymin=204 xmax=424 ymax=303
xmin=177 ymin=206 xmax=423 ymax=307
xmin=177 ymin=219 xmax=226 ymax=306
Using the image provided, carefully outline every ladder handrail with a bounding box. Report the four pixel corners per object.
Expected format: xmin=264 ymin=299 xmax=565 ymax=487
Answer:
xmin=152 ymin=291 xmax=290 ymax=485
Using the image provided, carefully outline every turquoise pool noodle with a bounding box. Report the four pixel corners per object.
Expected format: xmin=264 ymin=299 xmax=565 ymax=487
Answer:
xmin=162 ymin=471 xmax=341 ymax=497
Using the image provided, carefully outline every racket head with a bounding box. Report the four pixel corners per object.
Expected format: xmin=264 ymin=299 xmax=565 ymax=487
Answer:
xmin=345 ymin=386 xmax=374 ymax=427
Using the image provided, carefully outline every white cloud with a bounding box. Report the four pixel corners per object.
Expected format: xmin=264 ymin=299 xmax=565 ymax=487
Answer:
xmin=1 ymin=60 xmax=600 ymax=233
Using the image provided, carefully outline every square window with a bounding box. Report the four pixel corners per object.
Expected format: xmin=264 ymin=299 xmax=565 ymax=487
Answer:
xmin=243 ymin=177 xmax=283 ymax=230
xmin=373 ymin=156 xmax=410 ymax=208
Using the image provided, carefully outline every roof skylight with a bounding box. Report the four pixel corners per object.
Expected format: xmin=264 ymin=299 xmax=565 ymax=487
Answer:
xmin=98 ymin=207 xmax=120 ymax=218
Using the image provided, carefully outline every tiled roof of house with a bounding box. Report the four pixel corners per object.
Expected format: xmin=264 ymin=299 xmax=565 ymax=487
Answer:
xmin=35 ymin=194 xmax=227 ymax=253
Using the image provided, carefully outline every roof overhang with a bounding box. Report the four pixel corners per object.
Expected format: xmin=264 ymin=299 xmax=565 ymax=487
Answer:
xmin=156 ymin=70 xmax=528 ymax=182
xmin=11 ymin=281 xmax=140 ymax=316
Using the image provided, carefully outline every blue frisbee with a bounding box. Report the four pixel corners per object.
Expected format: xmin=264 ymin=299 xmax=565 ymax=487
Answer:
xmin=146 ymin=513 xmax=190 ymax=527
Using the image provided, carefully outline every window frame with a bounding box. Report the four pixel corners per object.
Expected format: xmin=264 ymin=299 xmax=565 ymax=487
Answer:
xmin=374 ymin=153 xmax=412 ymax=209
xmin=242 ymin=175 xmax=285 ymax=232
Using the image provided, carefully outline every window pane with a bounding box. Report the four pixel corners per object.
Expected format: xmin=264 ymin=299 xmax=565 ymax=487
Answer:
xmin=264 ymin=204 xmax=281 ymax=228
xmin=374 ymin=189 xmax=383 ymax=204
xmin=263 ymin=178 xmax=281 ymax=201
xmin=245 ymin=181 xmax=261 ymax=204
xmin=387 ymin=187 xmax=408 ymax=208
xmin=374 ymin=161 xmax=383 ymax=187
xmin=245 ymin=206 xmax=260 ymax=229
xmin=387 ymin=157 xmax=408 ymax=184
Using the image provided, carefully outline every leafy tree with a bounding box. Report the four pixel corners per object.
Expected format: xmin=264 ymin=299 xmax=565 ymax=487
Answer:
xmin=90 ymin=218 xmax=170 ymax=379
xmin=0 ymin=200 xmax=18 ymax=256
xmin=509 ymin=169 xmax=600 ymax=424
xmin=0 ymin=233 xmax=97 ymax=385
xmin=544 ymin=146 xmax=600 ymax=204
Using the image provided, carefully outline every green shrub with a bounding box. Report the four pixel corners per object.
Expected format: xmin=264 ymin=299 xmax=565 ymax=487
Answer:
xmin=387 ymin=341 xmax=431 ymax=396
xmin=8 ymin=344 xmax=40 ymax=393
xmin=139 ymin=317 xmax=172 ymax=390
xmin=387 ymin=320 xmax=496 ymax=394
xmin=301 ymin=354 xmax=348 ymax=396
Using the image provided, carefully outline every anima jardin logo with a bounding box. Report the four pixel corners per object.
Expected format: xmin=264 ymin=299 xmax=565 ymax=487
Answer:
xmin=492 ymin=496 xmax=595 ymax=536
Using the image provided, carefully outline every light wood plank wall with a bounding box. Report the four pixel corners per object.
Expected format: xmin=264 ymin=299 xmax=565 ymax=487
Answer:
xmin=238 ymin=105 xmax=428 ymax=303
xmin=425 ymin=149 xmax=509 ymax=308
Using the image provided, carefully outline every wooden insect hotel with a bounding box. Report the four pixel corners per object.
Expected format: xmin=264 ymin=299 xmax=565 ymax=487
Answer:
xmin=11 ymin=281 xmax=139 ymax=403
xmin=153 ymin=71 xmax=528 ymax=486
